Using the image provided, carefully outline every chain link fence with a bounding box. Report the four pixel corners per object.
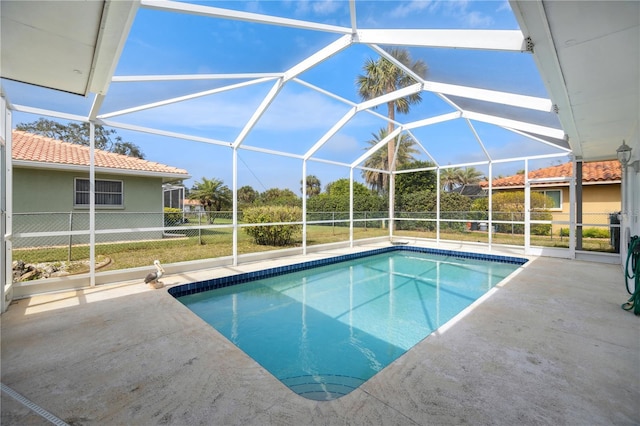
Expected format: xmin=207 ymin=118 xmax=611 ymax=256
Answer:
xmin=11 ymin=209 xmax=620 ymax=283
xmin=392 ymin=210 xmax=620 ymax=252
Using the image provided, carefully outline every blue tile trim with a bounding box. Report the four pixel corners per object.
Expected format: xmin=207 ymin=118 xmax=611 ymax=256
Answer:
xmin=168 ymin=247 xmax=528 ymax=299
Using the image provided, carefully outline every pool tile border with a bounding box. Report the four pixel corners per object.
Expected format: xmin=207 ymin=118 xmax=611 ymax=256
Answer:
xmin=168 ymin=246 xmax=528 ymax=299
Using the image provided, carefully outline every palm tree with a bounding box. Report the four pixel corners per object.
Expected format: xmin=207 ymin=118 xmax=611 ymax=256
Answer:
xmin=189 ymin=177 xmax=232 ymax=223
xmin=440 ymin=167 xmax=462 ymax=192
xmin=356 ymin=47 xmax=427 ymax=179
xmin=363 ymin=128 xmax=419 ymax=194
xmin=458 ymin=167 xmax=484 ymax=186
xmin=300 ymin=175 xmax=321 ymax=197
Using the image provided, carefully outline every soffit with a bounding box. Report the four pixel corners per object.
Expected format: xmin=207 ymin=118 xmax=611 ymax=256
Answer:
xmin=511 ymin=0 xmax=639 ymax=162
xmin=0 ymin=0 xmax=138 ymax=96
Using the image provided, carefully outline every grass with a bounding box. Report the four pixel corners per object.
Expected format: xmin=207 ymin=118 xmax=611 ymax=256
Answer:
xmin=12 ymin=224 xmax=616 ymax=277
xmin=395 ymin=228 xmax=616 ymax=252
xmin=13 ymin=225 xmax=389 ymax=273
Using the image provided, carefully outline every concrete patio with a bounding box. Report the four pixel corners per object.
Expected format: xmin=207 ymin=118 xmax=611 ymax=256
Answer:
xmin=1 ymin=244 xmax=639 ymax=425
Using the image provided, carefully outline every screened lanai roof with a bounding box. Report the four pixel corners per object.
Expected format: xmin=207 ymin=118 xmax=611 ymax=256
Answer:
xmin=1 ymin=0 xmax=638 ymax=189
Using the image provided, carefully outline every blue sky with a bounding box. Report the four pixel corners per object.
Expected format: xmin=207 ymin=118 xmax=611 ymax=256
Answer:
xmin=5 ymin=0 xmax=570 ymax=194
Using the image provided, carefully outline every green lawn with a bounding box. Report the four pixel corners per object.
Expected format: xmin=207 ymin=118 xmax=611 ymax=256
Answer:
xmin=12 ymin=225 xmax=389 ymax=273
xmin=12 ymin=224 xmax=615 ymax=277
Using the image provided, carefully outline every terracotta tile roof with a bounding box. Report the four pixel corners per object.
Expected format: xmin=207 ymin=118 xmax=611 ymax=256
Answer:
xmin=480 ymin=160 xmax=621 ymax=188
xmin=12 ymin=130 xmax=189 ymax=176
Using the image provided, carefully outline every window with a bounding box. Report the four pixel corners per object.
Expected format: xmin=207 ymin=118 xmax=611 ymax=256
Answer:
xmin=536 ymin=189 xmax=562 ymax=210
xmin=75 ymin=178 xmax=123 ymax=207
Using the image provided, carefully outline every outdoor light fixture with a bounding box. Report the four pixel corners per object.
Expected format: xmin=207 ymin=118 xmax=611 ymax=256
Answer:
xmin=616 ymin=140 xmax=632 ymax=167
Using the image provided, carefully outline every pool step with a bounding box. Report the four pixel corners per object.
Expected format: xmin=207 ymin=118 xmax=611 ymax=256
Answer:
xmin=279 ymin=374 xmax=366 ymax=401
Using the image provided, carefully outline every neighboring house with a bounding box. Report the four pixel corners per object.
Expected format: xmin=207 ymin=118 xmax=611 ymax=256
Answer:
xmin=11 ymin=130 xmax=190 ymax=247
xmin=183 ymin=198 xmax=205 ymax=213
xmin=163 ymin=184 xmax=186 ymax=210
xmin=480 ymin=160 xmax=621 ymax=232
xmin=450 ymin=184 xmax=487 ymax=199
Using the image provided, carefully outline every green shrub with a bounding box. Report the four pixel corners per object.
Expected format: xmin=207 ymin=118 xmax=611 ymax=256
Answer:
xmin=582 ymin=227 xmax=610 ymax=238
xmin=164 ymin=207 xmax=183 ymax=226
xmin=531 ymin=220 xmax=552 ymax=236
xmin=243 ymin=206 xmax=302 ymax=246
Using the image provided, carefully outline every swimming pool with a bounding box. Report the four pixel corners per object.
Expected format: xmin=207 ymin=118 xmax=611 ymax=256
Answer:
xmin=170 ymin=247 xmax=527 ymax=401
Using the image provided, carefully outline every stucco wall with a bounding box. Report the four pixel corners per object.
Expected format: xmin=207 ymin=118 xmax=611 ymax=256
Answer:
xmin=13 ymin=167 xmax=165 ymax=247
xmin=556 ymin=184 xmax=621 ymax=226
xmin=13 ymin=168 xmax=163 ymax=213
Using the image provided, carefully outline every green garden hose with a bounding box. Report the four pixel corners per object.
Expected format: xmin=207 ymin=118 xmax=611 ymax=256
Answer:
xmin=621 ymin=235 xmax=640 ymax=315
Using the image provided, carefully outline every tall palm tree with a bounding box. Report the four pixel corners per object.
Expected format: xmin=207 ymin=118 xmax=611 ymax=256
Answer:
xmin=189 ymin=177 xmax=232 ymax=222
xmin=363 ymin=128 xmax=419 ymax=194
xmin=356 ymin=47 xmax=427 ymax=178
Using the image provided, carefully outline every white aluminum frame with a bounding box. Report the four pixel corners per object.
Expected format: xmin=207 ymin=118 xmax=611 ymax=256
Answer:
xmin=2 ymin=0 xmax=596 ymax=301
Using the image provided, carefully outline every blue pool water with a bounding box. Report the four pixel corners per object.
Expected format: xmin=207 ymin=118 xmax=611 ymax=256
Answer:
xmin=172 ymin=247 xmax=526 ymax=401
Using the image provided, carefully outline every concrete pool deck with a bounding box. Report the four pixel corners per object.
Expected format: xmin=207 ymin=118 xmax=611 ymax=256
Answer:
xmin=1 ymin=243 xmax=639 ymax=425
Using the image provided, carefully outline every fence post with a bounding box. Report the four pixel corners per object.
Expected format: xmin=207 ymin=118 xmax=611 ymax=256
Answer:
xmin=511 ymin=212 xmax=514 ymax=235
xmin=199 ymin=211 xmax=202 ymax=245
xmin=67 ymin=211 xmax=73 ymax=262
xmin=332 ymin=211 xmax=335 ymax=235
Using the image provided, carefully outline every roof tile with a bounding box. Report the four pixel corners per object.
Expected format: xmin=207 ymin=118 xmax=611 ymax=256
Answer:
xmin=480 ymin=160 xmax=622 ymax=188
xmin=480 ymin=160 xmax=621 ymax=188
xmin=12 ymin=130 xmax=189 ymax=176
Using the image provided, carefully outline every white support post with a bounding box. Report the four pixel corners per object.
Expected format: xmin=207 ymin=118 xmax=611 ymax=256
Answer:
xmin=302 ymin=160 xmax=307 ymax=255
xmin=1 ymin=97 xmax=13 ymax=312
xmin=349 ymin=168 xmax=354 ymax=248
xmin=232 ymin=147 xmax=238 ymax=266
xmin=89 ymin=123 xmax=96 ymax=287
xmin=436 ymin=168 xmax=441 ymax=242
xmin=388 ymin=172 xmax=394 ymax=241
xmin=524 ymin=159 xmax=531 ymax=254
xmin=488 ymin=162 xmax=493 ymax=248
xmin=568 ymin=157 xmax=576 ymax=258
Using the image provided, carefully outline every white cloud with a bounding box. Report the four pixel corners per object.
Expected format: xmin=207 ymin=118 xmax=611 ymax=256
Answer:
xmin=312 ymin=0 xmax=342 ymax=15
xmin=258 ymin=90 xmax=350 ymax=131
xmin=462 ymin=11 xmax=495 ymax=28
xmin=389 ymin=1 xmax=436 ymax=19
xmin=123 ymin=86 xmax=349 ymax=135
xmin=292 ymin=0 xmax=343 ymax=17
xmin=496 ymin=1 xmax=512 ymax=13
xmin=320 ymin=133 xmax=361 ymax=155
xmin=390 ymin=0 xmax=494 ymax=28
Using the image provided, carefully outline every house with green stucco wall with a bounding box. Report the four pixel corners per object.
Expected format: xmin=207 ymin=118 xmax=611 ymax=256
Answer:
xmin=11 ymin=130 xmax=190 ymax=248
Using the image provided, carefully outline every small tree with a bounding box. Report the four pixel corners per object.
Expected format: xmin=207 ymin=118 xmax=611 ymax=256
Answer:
xmin=307 ymin=179 xmax=386 ymax=221
xmin=257 ymin=188 xmax=301 ymax=206
xmin=395 ymin=160 xmax=437 ymax=196
xmin=472 ymin=191 xmax=553 ymax=235
xmin=238 ymin=185 xmax=259 ymax=206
